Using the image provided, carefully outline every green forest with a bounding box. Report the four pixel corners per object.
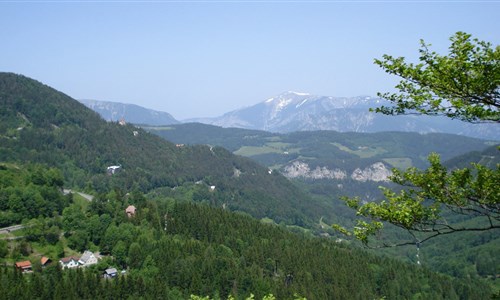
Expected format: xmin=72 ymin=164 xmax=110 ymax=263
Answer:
xmin=144 ymin=123 xmax=493 ymax=170
xmin=0 ymin=164 xmax=492 ymax=299
xmin=144 ymin=120 xmax=500 ymax=288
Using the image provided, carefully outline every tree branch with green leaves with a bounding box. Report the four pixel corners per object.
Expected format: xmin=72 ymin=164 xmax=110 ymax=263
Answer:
xmin=335 ymin=32 xmax=499 ymax=247
xmin=373 ymin=31 xmax=499 ymax=123
xmin=335 ymin=153 xmax=499 ymax=247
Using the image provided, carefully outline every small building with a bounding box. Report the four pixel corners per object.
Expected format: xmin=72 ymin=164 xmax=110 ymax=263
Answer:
xmin=59 ymin=256 xmax=80 ymax=269
xmin=125 ymin=205 xmax=136 ymax=218
xmin=107 ymin=165 xmax=121 ymax=175
xmin=40 ymin=256 xmax=52 ymax=268
xmin=15 ymin=260 xmax=32 ymax=273
xmin=78 ymin=251 xmax=98 ymax=267
xmin=103 ymin=267 xmax=118 ymax=278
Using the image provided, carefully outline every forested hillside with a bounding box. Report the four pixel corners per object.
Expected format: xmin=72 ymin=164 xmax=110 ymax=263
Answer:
xmin=145 ymin=123 xmax=493 ymax=171
xmin=144 ymin=122 xmax=495 ymax=224
xmin=0 ymin=178 xmax=492 ymax=299
xmin=443 ymin=144 xmax=500 ymax=169
xmin=143 ymin=112 xmax=500 ymax=291
xmin=0 ymin=164 xmax=69 ymax=227
xmin=0 ymin=72 xmax=321 ymax=226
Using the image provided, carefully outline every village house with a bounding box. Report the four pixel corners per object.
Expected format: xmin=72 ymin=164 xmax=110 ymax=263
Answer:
xmin=15 ymin=260 xmax=32 ymax=273
xmin=59 ymin=256 xmax=80 ymax=269
xmin=107 ymin=165 xmax=121 ymax=175
xmin=78 ymin=250 xmax=99 ymax=267
xmin=125 ymin=205 xmax=136 ymax=217
xmin=103 ymin=267 xmax=118 ymax=278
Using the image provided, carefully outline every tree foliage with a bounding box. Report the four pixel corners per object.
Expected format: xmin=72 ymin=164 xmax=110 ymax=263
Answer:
xmin=341 ymin=153 xmax=499 ymax=246
xmin=0 ymin=164 xmax=68 ymax=226
xmin=373 ymin=31 xmax=499 ymax=123
xmin=337 ymin=32 xmax=500 ymax=246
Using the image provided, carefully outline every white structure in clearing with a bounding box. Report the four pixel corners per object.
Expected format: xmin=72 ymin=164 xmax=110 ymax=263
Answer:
xmin=78 ymin=251 xmax=99 ymax=267
xmin=107 ymin=165 xmax=121 ymax=175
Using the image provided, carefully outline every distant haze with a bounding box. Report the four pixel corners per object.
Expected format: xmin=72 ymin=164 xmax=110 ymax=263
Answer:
xmin=82 ymin=93 xmax=500 ymax=141
xmin=1 ymin=2 xmax=498 ymax=119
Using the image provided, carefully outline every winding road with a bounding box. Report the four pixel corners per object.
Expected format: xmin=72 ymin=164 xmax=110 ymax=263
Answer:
xmin=63 ymin=189 xmax=94 ymax=201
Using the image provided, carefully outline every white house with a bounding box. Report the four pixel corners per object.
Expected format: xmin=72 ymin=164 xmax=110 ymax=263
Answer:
xmin=107 ymin=165 xmax=121 ymax=175
xmin=59 ymin=256 xmax=80 ymax=269
xmin=78 ymin=251 xmax=99 ymax=267
xmin=104 ymin=267 xmax=118 ymax=278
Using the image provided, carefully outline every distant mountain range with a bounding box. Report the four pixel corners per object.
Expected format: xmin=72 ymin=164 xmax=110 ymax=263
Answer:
xmin=79 ymin=99 xmax=179 ymax=126
xmin=192 ymin=91 xmax=499 ymax=140
xmin=81 ymin=91 xmax=499 ymax=140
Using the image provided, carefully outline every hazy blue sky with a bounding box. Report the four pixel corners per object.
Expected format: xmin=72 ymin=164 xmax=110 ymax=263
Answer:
xmin=1 ymin=1 xmax=498 ymax=119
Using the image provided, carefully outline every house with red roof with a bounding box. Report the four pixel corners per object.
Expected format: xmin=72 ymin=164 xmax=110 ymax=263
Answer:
xmin=15 ymin=260 xmax=32 ymax=273
xmin=40 ymin=256 xmax=52 ymax=267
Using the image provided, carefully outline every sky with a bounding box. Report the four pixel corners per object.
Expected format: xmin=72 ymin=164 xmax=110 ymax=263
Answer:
xmin=1 ymin=1 xmax=498 ymax=120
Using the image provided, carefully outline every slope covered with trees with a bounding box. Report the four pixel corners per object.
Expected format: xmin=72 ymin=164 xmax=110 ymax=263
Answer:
xmin=0 ymin=189 xmax=492 ymax=299
xmin=0 ymin=72 xmax=320 ymax=226
xmin=0 ymin=163 xmax=69 ymax=227
xmin=145 ymin=123 xmax=493 ymax=171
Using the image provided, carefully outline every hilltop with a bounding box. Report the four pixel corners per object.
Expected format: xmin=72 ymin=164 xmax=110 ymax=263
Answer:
xmin=79 ymin=99 xmax=179 ymax=126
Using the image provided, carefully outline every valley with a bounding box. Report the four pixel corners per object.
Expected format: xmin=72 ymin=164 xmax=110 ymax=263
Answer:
xmin=144 ymin=123 xmax=494 ymax=179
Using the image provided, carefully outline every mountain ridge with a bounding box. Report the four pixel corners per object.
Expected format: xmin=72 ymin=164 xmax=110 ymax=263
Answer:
xmin=83 ymin=91 xmax=499 ymax=140
xmin=79 ymin=99 xmax=179 ymax=125
xmin=194 ymin=91 xmax=499 ymax=140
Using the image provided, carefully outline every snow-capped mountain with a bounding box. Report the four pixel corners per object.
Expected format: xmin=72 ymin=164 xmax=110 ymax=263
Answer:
xmin=204 ymin=91 xmax=374 ymax=130
xmin=194 ymin=91 xmax=499 ymax=140
xmin=79 ymin=99 xmax=179 ymax=126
